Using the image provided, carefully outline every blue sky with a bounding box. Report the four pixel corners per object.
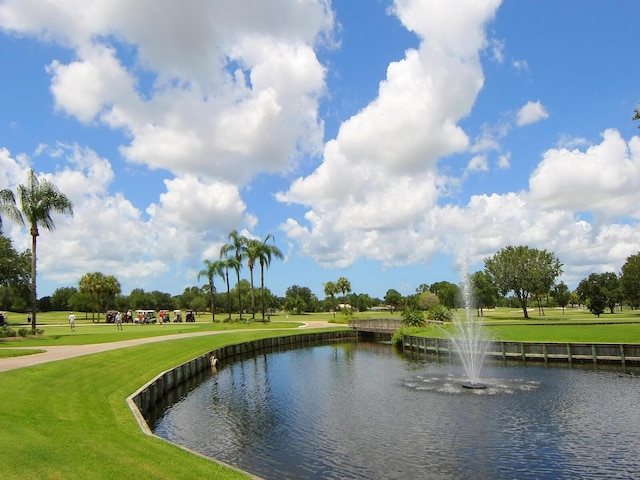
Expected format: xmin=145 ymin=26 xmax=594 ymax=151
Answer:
xmin=1 ymin=0 xmax=639 ymax=301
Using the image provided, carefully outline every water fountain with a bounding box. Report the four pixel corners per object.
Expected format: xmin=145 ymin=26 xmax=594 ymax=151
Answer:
xmin=446 ymin=266 xmax=489 ymax=389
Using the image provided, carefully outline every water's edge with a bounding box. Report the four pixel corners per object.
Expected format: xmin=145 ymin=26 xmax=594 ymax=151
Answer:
xmin=126 ymin=330 xmax=357 ymax=478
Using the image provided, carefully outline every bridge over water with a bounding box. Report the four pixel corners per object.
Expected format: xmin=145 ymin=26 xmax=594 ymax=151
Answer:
xmin=348 ymin=317 xmax=402 ymax=334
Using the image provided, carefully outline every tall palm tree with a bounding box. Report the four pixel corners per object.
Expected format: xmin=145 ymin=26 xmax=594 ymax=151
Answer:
xmin=0 ymin=188 xmax=24 ymax=230
xmin=324 ymin=281 xmax=338 ymax=312
xmin=220 ymin=230 xmax=247 ymax=319
xmin=198 ymin=259 xmax=225 ymax=322
xmin=244 ymin=239 xmax=262 ymax=319
xmin=102 ymin=274 xmax=121 ymax=312
xmin=336 ymin=277 xmax=352 ymax=308
xmin=221 ymin=256 xmax=240 ymax=321
xmin=79 ymin=272 xmax=102 ymax=322
xmin=18 ymin=170 xmax=73 ymax=332
xmin=257 ymin=234 xmax=284 ymax=321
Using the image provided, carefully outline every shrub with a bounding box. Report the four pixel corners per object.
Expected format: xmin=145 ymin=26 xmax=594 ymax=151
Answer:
xmin=401 ymin=308 xmax=425 ymax=327
xmin=0 ymin=326 xmax=17 ymax=338
xmin=427 ymin=304 xmax=453 ymax=322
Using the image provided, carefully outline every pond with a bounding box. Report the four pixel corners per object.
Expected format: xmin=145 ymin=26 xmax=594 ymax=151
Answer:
xmin=154 ymin=341 xmax=640 ymax=479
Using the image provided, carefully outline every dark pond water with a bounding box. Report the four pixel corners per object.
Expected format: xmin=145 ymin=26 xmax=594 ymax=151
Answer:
xmin=154 ymin=342 xmax=640 ymax=479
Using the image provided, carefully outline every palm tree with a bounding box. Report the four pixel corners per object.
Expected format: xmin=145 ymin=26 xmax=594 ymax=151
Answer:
xmin=220 ymin=230 xmax=247 ymax=319
xmin=221 ymin=256 xmax=240 ymax=321
xmin=336 ymin=277 xmax=352 ymax=308
xmin=257 ymin=234 xmax=284 ymax=321
xmin=198 ymin=259 xmax=225 ymax=322
xmin=324 ymin=281 xmax=338 ymax=313
xmin=79 ymin=272 xmax=102 ymax=322
xmin=102 ymin=275 xmax=121 ymax=312
xmin=17 ymin=170 xmax=73 ymax=332
xmin=78 ymin=272 xmax=120 ymax=322
xmin=244 ymin=239 xmax=262 ymax=319
xmin=0 ymin=188 xmax=24 ymax=230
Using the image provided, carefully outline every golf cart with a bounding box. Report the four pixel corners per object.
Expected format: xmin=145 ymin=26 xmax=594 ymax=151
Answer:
xmin=135 ymin=309 xmax=157 ymax=324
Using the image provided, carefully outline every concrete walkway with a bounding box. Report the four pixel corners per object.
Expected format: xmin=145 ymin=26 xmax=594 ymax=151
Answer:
xmin=0 ymin=321 xmax=338 ymax=373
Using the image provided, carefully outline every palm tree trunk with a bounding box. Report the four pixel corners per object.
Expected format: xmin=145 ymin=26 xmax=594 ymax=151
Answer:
xmin=30 ymin=231 xmax=37 ymax=333
xmin=249 ymin=266 xmax=256 ymax=319
xmin=236 ymin=268 xmax=242 ymax=319
xmin=225 ymin=268 xmax=232 ymax=321
xmin=260 ymin=262 xmax=266 ymax=321
xmin=214 ymin=277 xmax=216 ymax=323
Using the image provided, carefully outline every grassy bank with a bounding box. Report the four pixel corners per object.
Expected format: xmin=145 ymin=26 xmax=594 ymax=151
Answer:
xmin=0 ymin=329 xmax=345 ymax=480
xmin=1 ymin=311 xmax=310 ymax=348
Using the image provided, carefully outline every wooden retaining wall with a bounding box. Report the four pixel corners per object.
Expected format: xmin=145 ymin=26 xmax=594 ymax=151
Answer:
xmin=403 ymin=335 xmax=640 ymax=366
xmin=128 ymin=330 xmax=357 ymax=431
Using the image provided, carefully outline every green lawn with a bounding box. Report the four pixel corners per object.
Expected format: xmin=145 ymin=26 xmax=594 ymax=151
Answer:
xmin=1 ymin=311 xmax=312 ymax=348
xmin=0 ymin=348 xmax=45 ymax=358
xmin=0 ymin=328 xmax=346 ymax=480
xmin=415 ymin=306 xmax=640 ymax=343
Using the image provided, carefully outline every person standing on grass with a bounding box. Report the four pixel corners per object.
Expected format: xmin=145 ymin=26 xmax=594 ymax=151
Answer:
xmin=68 ymin=311 xmax=75 ymax=331
xmin=115 ymin=311 xmax=123 ymax=331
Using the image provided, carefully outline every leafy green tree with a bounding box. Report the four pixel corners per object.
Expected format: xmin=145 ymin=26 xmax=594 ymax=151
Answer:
xmin=51 ymin=286 xmax=78 ymax=311
xmin=634 ymin=107 xmax=640 ymax=128
xmin=0 ymin=232 xmax=31 ymax=309
xmin=577 ymin=273 xmax=620 ymax=314
xmin=78 ymin=272 xmax=121 ymax=321
xmin=189 ymin=296 xmax=207 ymax=315
xmin=17 ymin=169 xmax=73 ymax=332
xmin=220 ymin=230 xmax=247 ymax=320
xmin=621 ymin=252 xmax=640 ymax=308
xmin=68 ymin=291 xmax=93 ymax=318
xmin=285 ymin=295 xmax=306 ymax=315
xmin=598 ymin=272 xmax=621 ymax=313
xmin=484 ymin=245 xmax=563 ymax=319
xmin=148 ymin=290 xmax=175 ymax=311
xmin=285 ymin=285 xmax=317 ymax=313
xmin=568 ymin=291 xmax=580 ymax=308
xmin=577 ymin=277 xmax=607 ymax=317
xmin=37 ymin=296 xmax=52 ymax=312
xmin=469 ymin=270 xmax=499 ymax=316
xmin=429 ymin=281 xmax=459 ymax=309
xmin=126 ymin=288 xmax=149 ymax=310
xmin=198 ymin=259 xmax=225 ymax=322
xmin=418 ymin=291 xmax=439 ymax=310
xmin=551 ymin=282 xmax=570 ymax=314
xmin=384 ymin=289 xmax=403 ymax=312
xmin=353 ymin=293 xmax=373 ymax=312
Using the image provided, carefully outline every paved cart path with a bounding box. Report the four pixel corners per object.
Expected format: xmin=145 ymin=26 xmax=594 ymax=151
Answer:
xmin=0 ymin=321 xmax=337 ymax=372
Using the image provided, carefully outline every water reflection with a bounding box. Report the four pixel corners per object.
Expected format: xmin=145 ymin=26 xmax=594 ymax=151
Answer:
xmin=154 ymin=342 xmax=640 ymax=480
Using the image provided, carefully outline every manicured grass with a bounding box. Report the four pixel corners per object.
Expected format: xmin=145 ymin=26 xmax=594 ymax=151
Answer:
xmin=0 ymin=348 xmax=45 ymax=358
xmin=1 ymin=311 xmax=308 ymax=348
xmin=419 ymin=307 xmax=640 ymax=343
xmin=0 ymin=329 xmax=345 ymax=480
